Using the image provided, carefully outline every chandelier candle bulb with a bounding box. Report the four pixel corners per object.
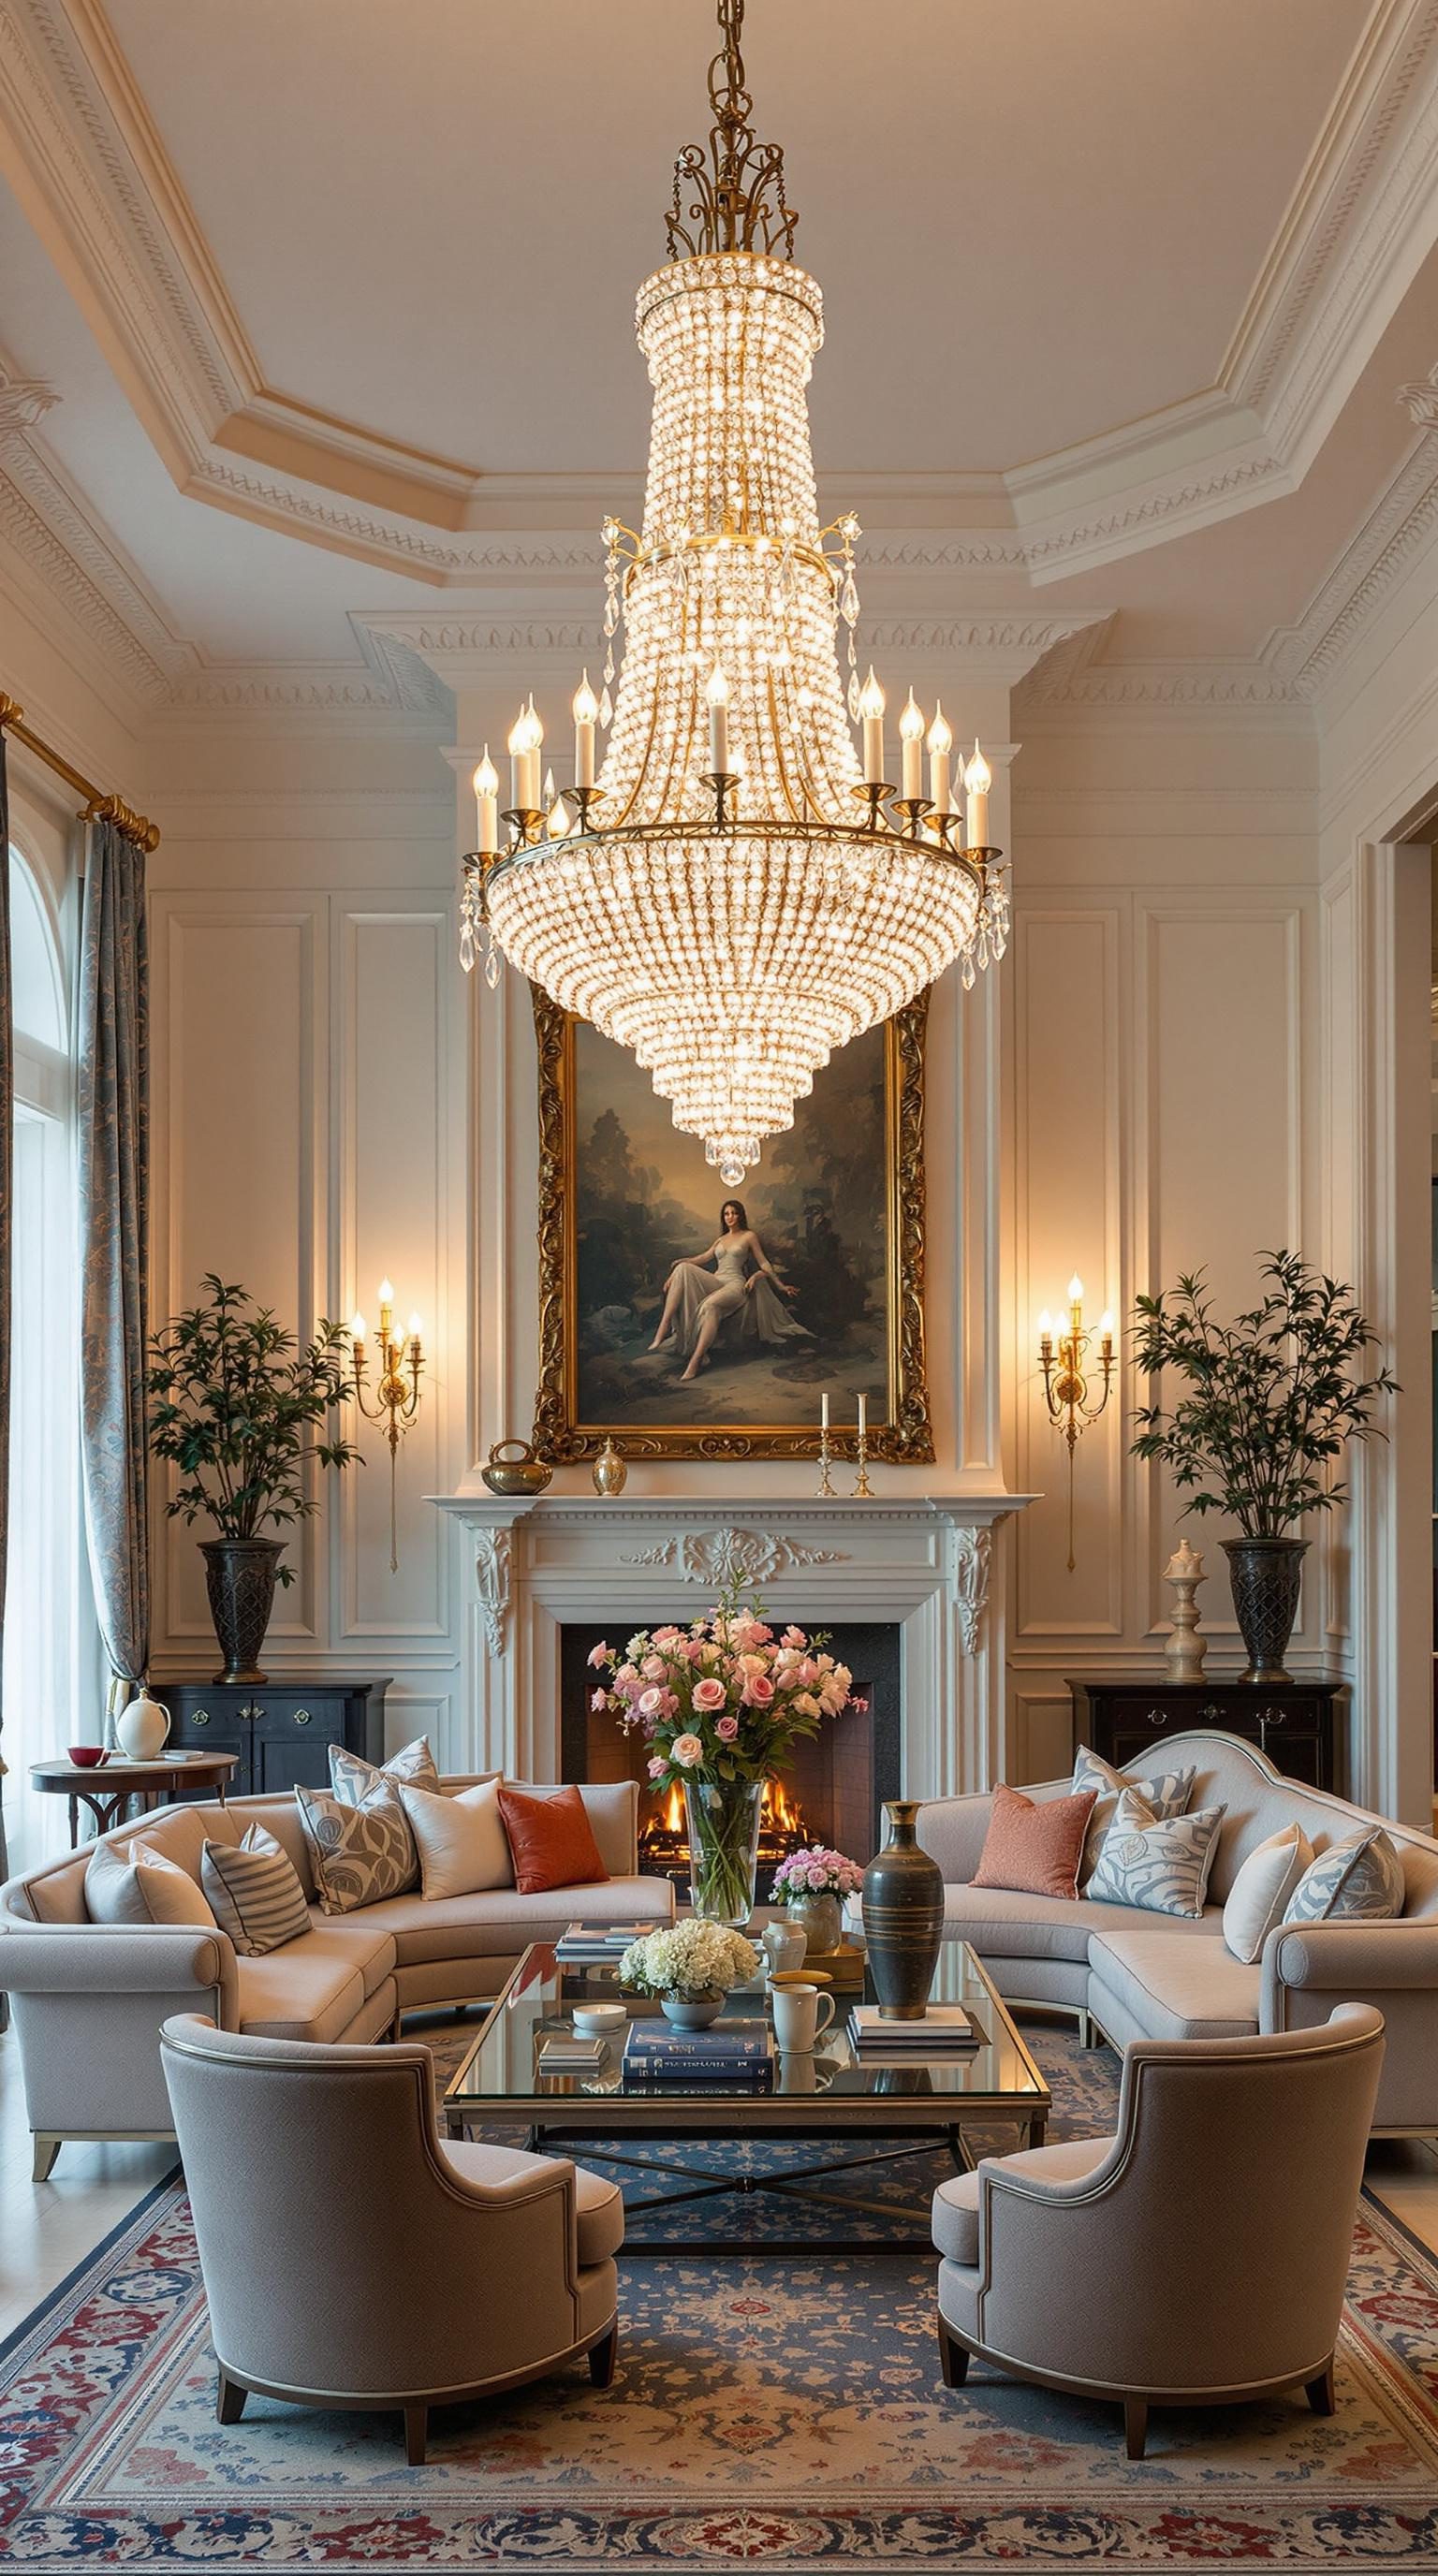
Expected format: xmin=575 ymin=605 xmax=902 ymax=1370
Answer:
xmin=507 ymin=709 xmax=530 ymax=813
xmin=858 ymin=669 xmax=886 ymax=783
xmin=706 ymin=660 xmax=731 ymax=774
xmin=927 ymin=703 xmax=952 ymax=815
xmin=900 ymin=693 xmax=925 ymax=801
xmin=964 ymin=742 xmax=991 ymax=849
xmin=472 ymin=752 xmax=499 ymax=856
xmin=573 ymin=675 xmax=598 ymax=790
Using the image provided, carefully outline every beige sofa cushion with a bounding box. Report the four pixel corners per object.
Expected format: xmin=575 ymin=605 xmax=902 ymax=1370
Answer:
xmin=400 ymin=1778 xmax=514 ymax=1900
xmin=85 ymin=1841 xmax=218 ymax=1929
xmin=942 ymin=1880 xmax=1222 ymax=1964
xmin=1088 ymin=1926 xmax=1261 ymax=2042
xmin=235 ymin=1918 xmax=397 ymax=2041
xmin=1222 ymin=1823 xmax=1313 ymax=1962
xmin=111 ymin=1801 xmax=240 ymax=1886
xmin=360 ymin=1875 xmax=673 ymax=1966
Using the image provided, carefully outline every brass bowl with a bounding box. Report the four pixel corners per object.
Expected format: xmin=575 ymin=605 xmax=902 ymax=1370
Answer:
xmin=480 ymin=1439 xmax=553 ymax=1498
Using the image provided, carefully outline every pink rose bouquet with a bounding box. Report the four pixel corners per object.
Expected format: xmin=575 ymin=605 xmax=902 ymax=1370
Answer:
xmin=770 ymin=1845 xmax=865 ymax=1906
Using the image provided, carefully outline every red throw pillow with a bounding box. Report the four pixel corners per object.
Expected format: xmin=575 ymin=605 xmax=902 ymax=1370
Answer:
xmin=972 ymin=1780 xmax=1098 ymax=1902
xmin=497 ymin=1782 xmax=609 ymax=1896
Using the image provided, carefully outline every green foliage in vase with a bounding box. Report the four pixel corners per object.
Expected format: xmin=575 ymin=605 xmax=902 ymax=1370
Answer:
xmin=1129 ymin=1250 xmax=1397 ymax=1540
xmin=146 ymin=1275 xmax=360 ymax=1582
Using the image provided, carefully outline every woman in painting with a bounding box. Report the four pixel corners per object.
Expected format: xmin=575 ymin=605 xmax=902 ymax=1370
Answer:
xmin=649 ymin=1199 xmax=806 ymax=1382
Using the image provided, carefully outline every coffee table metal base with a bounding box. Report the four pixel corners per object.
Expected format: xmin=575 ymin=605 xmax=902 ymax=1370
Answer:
xmin=443 ymin=2107 xmax=1048 ymax=2255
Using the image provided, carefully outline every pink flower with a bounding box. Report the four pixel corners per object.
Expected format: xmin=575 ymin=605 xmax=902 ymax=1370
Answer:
xmin=743 ymin=1672 xmax=775 ymax=1706
xmin=587 ymin=1642 xmax=609 ymax=1669
xmin=641 ymin=1654 xmax=668 ymax=1680
xmin=806 ymin=1864 xmax=828 ymax=1889
xmin=615 ymin=1662 xmax=639 ymax=1690
xmin=715 ymin=1713 xmax=740 ymax=1741
xmin=653 ymin=1626 xmax=682 ymax=1647
xmin=590 ymin=1687 xmax=609 ymax=1712
xmin=737 ymin=1618 xmax=773 ymax=1648
xmin=671 ymin=1733 xmax=704 ymax=1767
xmin=637 ymin=1686 xmax=665 ymax=1720
xmin=782 ymin=1626 xmax=808 ymax=1648
xmin=796 ymin=1658 xmax=819 ymax=1687
xmin=692 ymin=1676 xmax=726 ymax=1711
xmin=647 ymin=1756 xmax=667 ymax=1779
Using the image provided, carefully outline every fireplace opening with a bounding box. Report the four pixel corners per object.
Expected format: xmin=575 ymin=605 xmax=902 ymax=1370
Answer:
xmin=560 ymin=1621 xmax=901 ymax=1895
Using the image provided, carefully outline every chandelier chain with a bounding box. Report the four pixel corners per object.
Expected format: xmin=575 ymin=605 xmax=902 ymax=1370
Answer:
xmin=667 ymin=0 xmax=798 ymax=259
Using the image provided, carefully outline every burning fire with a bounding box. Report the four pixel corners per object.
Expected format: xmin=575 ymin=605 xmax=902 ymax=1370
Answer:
xmin=639 ymin=1773 xmax=814 ymax=1886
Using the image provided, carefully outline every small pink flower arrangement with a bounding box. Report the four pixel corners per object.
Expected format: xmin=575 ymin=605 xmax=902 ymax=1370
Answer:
xmin=588 ymin=1588 xmax=860 ymax=1796
xmin=770 ymin=1846 xmax=865 ymax=1906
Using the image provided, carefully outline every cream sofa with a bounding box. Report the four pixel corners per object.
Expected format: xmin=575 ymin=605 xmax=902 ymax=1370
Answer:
xmin=0 ymin=1774 xmax=674 ymax=2176
xmin=916 ymin=1730 xmax=1438 ymax=2137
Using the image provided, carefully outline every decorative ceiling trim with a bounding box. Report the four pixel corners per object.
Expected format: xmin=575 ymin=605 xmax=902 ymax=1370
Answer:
xmin=1260 ymin=383 xmax=1438 ymax=701
xmin=3 ymin=0 xmax=1438 ymax=585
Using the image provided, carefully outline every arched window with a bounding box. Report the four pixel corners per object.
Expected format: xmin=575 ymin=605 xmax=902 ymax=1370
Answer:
xmin=6 ymin=838 xmax=100 ymax=1865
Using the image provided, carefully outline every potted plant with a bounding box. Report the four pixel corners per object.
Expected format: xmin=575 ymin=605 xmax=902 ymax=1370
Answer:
xmin=770 ymin=1845 xmax=865 ymax=1958
xmin=147 ymin=1276 xmax=360 ymax=1684
xmin=1130 ymin=1251 xmax=1396 ymax=1682
xmin=617 ymin=1921 xmax=760 ymax=2027
xmin=588 ymin=1592 xmax=863 ymax=1925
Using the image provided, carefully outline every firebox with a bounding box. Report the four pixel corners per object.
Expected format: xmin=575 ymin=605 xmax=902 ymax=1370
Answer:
xmin=560 ymin=1622 xmax=901 ymax=1895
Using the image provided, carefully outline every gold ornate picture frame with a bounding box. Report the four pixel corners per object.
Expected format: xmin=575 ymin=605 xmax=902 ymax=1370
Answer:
xmin=531 ymin=987 xmax=933 ymax=1463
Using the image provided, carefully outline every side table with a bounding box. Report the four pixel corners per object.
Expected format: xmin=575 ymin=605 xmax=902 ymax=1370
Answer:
xmin=30 ymin=1752 xmax=242 ymax=1849
xmin=1066 ymin=1673 xmax=1343 ymax=1792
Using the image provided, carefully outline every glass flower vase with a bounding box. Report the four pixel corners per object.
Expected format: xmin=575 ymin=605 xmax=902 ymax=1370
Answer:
xmin=683 ymin=1778 xmax=764 ymax=1927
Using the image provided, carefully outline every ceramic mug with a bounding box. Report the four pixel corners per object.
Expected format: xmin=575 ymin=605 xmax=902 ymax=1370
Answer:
xmin=769 ymin=1980 xmax=835 ymax=2055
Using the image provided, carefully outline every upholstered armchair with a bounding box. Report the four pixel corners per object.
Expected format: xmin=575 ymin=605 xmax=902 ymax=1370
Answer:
xmin=931 ymin=2003 xmax=1384 ymax=2458
xmin=160 ymin=2015 xmax=624 ymax=2463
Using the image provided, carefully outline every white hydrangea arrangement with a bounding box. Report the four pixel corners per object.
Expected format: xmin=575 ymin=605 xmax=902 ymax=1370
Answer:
xmin=618 ymin=1919 xmax=760 ymax=2000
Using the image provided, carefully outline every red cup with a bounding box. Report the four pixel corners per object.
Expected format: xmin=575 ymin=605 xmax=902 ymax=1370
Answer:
xmin=68 ymin=1745 xmax=108 ymax=1767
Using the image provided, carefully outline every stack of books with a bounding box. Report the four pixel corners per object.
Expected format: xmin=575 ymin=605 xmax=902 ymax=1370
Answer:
xmin=847 ymin=2003 xmax=978 ymax=2054
xmin=554 ymin=1921 xmax=646 ymax=1964
xmin=622 ymin=2016 xmax=773 ymax=2089
xmin=536 ymin=2030 xmax=609 ymax=2073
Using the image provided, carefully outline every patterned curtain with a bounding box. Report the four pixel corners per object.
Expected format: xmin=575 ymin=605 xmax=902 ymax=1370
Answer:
xmin=0 ymin=737 xmax=12 ymax=1925
xmin=78 ymin=814 xmax=150 ymax=1704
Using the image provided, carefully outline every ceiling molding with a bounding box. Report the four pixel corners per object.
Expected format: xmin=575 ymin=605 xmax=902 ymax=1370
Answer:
xmin=3 ymin=0 xmax=1438 ymax=588
xmin=1260 ymin=390 xmax=1438 ymax=702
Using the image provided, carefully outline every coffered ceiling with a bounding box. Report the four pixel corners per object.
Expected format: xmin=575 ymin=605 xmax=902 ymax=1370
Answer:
xmin=4 ymin=0 xmax=1438 ymax=729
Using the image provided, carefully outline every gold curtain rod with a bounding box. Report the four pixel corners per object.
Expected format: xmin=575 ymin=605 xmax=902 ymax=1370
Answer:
xmin=0 ymin=691 xmax=160 ymax=851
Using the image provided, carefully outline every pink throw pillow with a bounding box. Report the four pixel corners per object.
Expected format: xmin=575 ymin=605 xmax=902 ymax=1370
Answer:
xmin=972 ymin=1780 xmax=1098 ymax=1902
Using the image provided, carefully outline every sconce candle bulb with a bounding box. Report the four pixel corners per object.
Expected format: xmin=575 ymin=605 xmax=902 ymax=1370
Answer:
xmin=351 ymin=1279 xmax=424 ymax=1574
xmin=1038 ymin=1276 xmax=1116 ymax=1573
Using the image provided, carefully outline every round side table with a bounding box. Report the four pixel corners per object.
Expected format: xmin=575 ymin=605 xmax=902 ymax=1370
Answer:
xmin=30 ymin=1752 xmax=241 ymax=1849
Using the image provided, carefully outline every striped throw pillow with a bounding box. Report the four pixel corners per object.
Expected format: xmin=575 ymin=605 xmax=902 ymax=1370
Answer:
xmin=201 ymin=1825 xmax=312 ymax=1956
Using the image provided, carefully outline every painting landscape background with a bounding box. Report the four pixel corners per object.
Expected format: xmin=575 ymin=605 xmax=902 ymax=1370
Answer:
xmin=574 ymin=1018 xmax=890 ymax=1430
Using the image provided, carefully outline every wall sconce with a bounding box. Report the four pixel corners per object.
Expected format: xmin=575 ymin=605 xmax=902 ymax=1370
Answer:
xmin=350 ymin=1280 xmax=424 ymax=1573
xmin=1037 ymin=1274 xmax=1115 ymax=1572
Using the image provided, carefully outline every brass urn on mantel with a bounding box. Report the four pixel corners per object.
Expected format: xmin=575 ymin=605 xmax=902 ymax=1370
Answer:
xmin=592 ymin=1438 xmax=628 ymax=1498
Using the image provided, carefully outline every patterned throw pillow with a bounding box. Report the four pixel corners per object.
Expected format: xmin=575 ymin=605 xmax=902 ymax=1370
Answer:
xmin=1085 ymin=1789 xmax=1227 ymax=1920
xmin=1071 ymin=1745 xmax=1196 ymax=1884
xmin=325 ymin=1735 xmax=439 ymax=1898
xmin=297 ymin=1782 xmax=418 ymax=1915
xmin=201 ymin=1824 xmax=312 ymax=1956
xmin=1221 ymin=1823 xmax=1313 ymax=1963
xmin=329 ymin=1734 xmax=439 ymax=1808
xmin=1283 ymin=1828 xmax=1405 ymax=1927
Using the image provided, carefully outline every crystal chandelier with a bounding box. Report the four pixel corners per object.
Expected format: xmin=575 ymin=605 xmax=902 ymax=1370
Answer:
xmin=460 ymin=0 xmax=1006 ymax=1185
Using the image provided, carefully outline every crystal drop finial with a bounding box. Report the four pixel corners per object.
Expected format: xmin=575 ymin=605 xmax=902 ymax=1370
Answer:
xmin=484 ymin=944 xmax=501 ymax=990
xmin=459 ymin=924 xmax=475 ymax=973
xmin=598 ymin=683 xmax=613 ymax=728
xmin=847 ymin=669 xmax=861 ymax=722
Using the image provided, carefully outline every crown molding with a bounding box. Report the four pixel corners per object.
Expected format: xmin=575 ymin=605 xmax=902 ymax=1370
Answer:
xmin=3 ymin=0 xmax=1438 ymax=587
xmin=1259 ymin=368 xmax=1438 ymax=704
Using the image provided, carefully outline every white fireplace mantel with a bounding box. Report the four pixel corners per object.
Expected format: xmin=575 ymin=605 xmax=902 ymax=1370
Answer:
xmin=430 ymin=1491 xmax=1035 ymax=1800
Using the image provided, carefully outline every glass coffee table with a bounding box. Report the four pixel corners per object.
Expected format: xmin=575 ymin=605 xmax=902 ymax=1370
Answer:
xmin=442 ymin=1939 xmax=1049 ymax=2253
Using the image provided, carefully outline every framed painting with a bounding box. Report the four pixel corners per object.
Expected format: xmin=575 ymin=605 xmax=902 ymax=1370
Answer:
xmin=530 ymin=986 xmax=934 ymax=1462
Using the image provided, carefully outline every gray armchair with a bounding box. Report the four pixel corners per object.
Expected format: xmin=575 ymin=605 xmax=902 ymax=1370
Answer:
xmin=931 ymin=2003 xmax=1384 ymax=2457
xmin=160 ymin=2015 xmax=624 ymax=2463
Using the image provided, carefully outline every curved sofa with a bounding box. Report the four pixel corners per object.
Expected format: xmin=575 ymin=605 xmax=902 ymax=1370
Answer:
xmin=915 ymin=1730 xmax=1438 ymax=2137
xmin=0 ymin=1774 xmax=675 ymax=2175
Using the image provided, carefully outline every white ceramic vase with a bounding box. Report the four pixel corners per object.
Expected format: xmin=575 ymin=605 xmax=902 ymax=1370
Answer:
xmin=114 ymin=1688 xmax=170 ymax=1762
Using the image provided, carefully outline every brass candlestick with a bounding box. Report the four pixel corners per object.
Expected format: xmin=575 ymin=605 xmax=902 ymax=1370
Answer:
xmin=816 ymin=1419 xmax=835 ymax=1498
xmin=853 ymin=1414 xmax=873 ymax=1500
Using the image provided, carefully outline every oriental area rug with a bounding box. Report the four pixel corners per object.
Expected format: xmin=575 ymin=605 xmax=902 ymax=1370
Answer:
xmin=4 ymin=2030 xmax=1438 ymax=2572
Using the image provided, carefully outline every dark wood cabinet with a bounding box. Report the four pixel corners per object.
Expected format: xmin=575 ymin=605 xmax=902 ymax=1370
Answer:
xmin=1066 ymin=1673 xmax=1344 ymax=1793
xmin=159 ymin=1679 xmax=389 ymax=1799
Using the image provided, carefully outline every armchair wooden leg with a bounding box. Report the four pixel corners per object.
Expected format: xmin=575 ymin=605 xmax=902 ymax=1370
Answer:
xmin=216 ymin=2370 xmax=247 ymax=2425
xmin=1305 ymin=2361 xmax=1337 ymax=2417
xmin=1123 ymin=2398 xmax=1149 ymax=2460
xmin=588 ymin=2324 xmax=619 ymax=2388
xmin=937 ymin=2319 xmax=970 ymax=2389
xmin=404 ymin=2404 xmax=428 ymax=2465
xmin=32 ymin=2135 xmax=61 ymax=2182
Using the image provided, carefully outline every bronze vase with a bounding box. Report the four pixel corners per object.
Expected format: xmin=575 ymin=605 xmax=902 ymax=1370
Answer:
xmin=199 ymin=1538 xmax=285 ymax=1685
xmin=861 ymin=1799 xmax=946 ymax=2021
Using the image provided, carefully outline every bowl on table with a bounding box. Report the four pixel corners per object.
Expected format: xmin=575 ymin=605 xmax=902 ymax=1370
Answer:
xmin=571 ymin=2002 xmax=627 ymax=2039
xmin=67 ymin=1746 xmax=108 ymax=1767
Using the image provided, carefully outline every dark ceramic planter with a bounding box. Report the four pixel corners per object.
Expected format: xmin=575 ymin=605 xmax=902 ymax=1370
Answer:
xmin=1222 ymin=1535 xmax=1308 ymax=1685
xmin=861 ymin=1799 xmax=946 ymax=2021
xmin=199 ymin=1538 xmax=285 ymax=1685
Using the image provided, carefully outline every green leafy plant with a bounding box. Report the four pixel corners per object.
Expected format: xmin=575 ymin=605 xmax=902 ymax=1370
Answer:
xmin=1129 ymin=1250 xmax=1397 ymax=1539
xmin=146 ymin=1275 xmax=360 ymax=1584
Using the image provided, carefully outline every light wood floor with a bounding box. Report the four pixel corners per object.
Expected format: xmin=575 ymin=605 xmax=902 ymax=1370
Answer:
xmin=3 ymin=2021 xmax=1437 ymax=2348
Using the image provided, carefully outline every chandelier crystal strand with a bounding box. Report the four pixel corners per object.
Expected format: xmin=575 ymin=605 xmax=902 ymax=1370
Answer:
xmin=461 ymin=0 xmax=1002 ymax=1184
